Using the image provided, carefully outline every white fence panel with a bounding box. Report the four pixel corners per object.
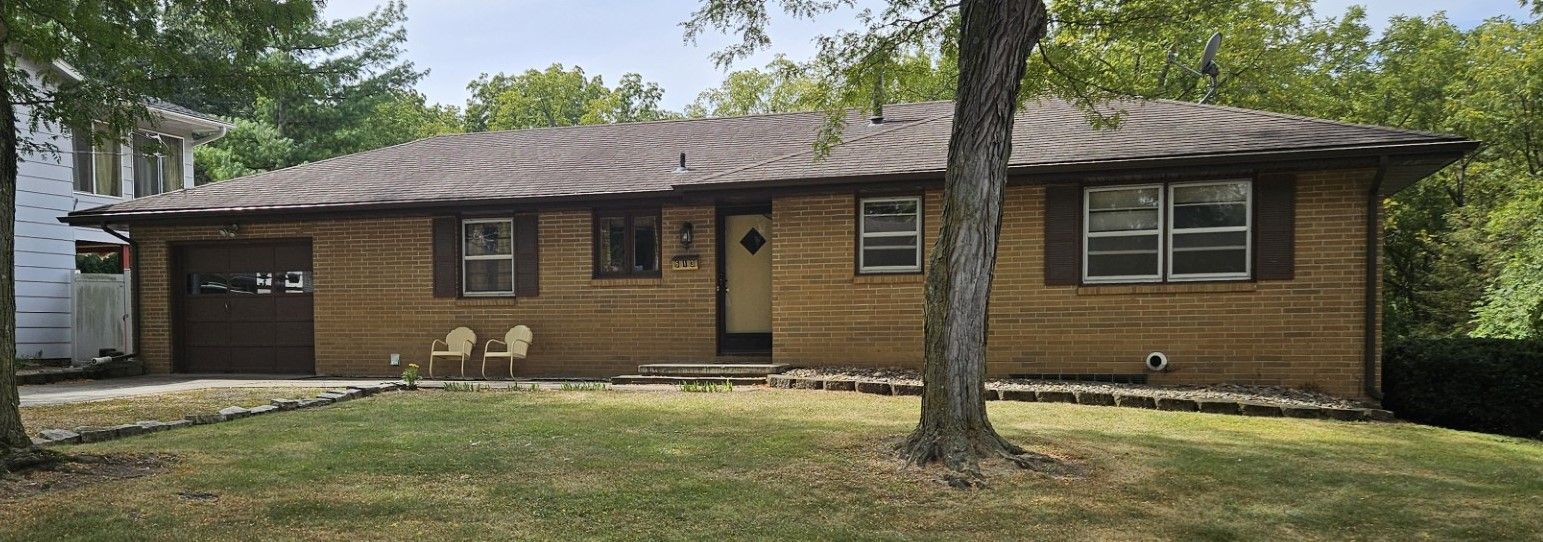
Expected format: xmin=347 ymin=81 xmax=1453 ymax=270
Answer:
xmin=73 ymin=271 xmax=132 ymax=360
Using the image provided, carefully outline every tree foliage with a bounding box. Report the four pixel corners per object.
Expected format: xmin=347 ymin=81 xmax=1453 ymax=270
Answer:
xmin=464 ymin=64 xmax=676 ymax=131
xmin=2 ymin=0 xmax=318 ymax=458
xmin=178 ymin=1 xmax=463 ymax=183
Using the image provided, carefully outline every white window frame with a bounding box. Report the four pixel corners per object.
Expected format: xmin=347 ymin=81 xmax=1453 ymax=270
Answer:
xmin=461 ymin=218 xmax=516 ymax=297
xmin=134 ymin=130 xmax=185 ymax=197
xmin=1166 ymin=180 xmax=1252 ymax=282
xmin=858 ymin=196 xmax=923 ymax=274
xmin=1082 ymin=184 xmax=1164 ymax=284
xmin=72 ymin=123 xmax=122 ymax=199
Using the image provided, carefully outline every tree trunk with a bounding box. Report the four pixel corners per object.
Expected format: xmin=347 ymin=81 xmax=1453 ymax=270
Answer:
xmin=0 ymin=9 xmax=31 ymax=454
xmin=901 ymin=0 xmax=1048 ymax=484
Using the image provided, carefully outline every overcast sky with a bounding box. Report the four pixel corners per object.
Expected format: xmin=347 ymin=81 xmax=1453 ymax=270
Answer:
xmin=321 ymin=0 xmax=1533 ymax=111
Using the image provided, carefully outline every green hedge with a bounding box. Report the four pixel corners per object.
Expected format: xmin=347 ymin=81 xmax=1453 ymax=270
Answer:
xmin=1383 ymin=339 xmax=1543 ymax=438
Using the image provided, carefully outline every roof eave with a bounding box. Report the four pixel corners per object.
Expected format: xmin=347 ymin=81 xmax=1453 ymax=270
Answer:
xmin=673 ymin=139 xmax=1480 ymax=192
xmin=62 ymin=138 xmax=1478 ymax=226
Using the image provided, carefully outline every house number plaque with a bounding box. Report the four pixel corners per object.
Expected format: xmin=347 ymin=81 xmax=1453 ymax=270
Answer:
xmin=671 ymin=255 xmax=700 ymax=271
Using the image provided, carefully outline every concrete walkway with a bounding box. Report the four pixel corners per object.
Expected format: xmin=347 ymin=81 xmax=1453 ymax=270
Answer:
xmin=17 ymin=375 xmax=597 ymax=407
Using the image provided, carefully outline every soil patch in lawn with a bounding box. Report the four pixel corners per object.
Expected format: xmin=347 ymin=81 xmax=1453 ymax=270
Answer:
xmin=1 ymin=453 xmax=174 ymax=501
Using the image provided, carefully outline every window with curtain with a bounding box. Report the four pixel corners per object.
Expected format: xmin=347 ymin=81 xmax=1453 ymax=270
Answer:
xmin=462 ymin=219 xmax=515 ymax=295
xmin=134 ymin=132 xmax=184 ymax=196
xmin=71 ymin=125 xmax=120 ymax=196
xmin=593 ymin=209 xmax=660 ymax=277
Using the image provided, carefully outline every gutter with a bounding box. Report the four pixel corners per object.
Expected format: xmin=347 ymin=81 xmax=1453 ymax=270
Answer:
xmin=101 ymin=225 xmax=142 ymax=367
xmin=1364 ymin=156 xmax=1388 ymax=401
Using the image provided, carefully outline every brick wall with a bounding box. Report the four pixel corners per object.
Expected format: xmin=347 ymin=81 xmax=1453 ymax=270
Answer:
xmin=132 ymin=169 xmax=1379 ymax=397
xmin=133 ymin=206 xmax=717 ymax=377
xmin=772 ymin=169 xmax=1377 ymax=398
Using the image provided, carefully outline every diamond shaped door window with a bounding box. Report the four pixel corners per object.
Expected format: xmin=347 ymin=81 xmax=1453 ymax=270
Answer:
xmin=739 ymin=228 xmax=767 ymax=255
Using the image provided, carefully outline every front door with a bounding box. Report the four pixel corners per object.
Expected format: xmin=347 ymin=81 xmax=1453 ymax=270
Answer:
xmin=718 ymin=206 xmax=772 ymax=354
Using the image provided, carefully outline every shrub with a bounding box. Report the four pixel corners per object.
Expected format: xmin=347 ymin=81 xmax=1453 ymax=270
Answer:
xmin=1383 ymin=338 xmax=1542 ymax=438
xmin=401 ymin=364 xmax=420 ymax=390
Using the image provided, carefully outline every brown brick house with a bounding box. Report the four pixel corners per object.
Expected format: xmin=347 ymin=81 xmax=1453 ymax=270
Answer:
xmin=63 ymin=100 xmax=1475 ymax=398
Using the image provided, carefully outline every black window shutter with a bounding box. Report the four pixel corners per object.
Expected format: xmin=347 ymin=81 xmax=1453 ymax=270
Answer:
xmin=1043 ymin=184 xmax=1082 ymax=286
xmin=513 ymin=213 xmax=540 ymax=296
xmin=1254 ymin=172 xmax=1297 ymax=280
xmin=432 ymin=217 xmax=460 ymax=298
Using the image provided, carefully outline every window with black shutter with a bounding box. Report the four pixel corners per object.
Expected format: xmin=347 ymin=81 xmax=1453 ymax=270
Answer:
xmin=1043 ymin=174 xmax=1295 ymax=285
xmin=432 ymin=214 xmax=540 ymax=297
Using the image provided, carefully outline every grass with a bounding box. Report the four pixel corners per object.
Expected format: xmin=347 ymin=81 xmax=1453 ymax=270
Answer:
xmin=679 ymin=380 xmax=735 ymax=393
xmin=557 ymin=381 xmax=607 ymax=391
xmin=20 ymin=387 xmax=325 ymax=431
xmin=3 ymin=389 xmax=1539 ymax=541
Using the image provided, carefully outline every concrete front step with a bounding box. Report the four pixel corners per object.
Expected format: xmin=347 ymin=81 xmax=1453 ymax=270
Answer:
xmin=637 ymin=363 xmax=790 ymax=377
xmin=611 ymin=375 xmax=768 ymax=386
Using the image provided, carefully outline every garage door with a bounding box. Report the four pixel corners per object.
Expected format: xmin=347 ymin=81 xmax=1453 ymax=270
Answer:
xmin=175 ymin=241 xmax=314 ymax=374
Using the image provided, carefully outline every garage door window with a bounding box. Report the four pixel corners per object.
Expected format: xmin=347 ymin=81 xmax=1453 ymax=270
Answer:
xmin=187 ymin=272 xmax=274 ymax=295
xmin=282 ymin=271 xmax=313 ymax=294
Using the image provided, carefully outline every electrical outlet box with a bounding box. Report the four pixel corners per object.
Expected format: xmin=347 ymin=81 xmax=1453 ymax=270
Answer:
xmin=389 ymin=353 xmax=400 ymax=366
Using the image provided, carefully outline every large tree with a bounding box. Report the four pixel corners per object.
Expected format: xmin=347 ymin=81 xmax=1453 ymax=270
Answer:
xmin=1 ymin=0 xmax=316 ymax=469
xmin=688 ymin=0 xmax=1055 ymax=483
xmin=902 ymin=0 xmax=1051 ymax=481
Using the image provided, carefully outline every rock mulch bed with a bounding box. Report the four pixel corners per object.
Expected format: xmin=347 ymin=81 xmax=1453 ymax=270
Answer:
xmin=29 ymin=383 xmax=404 ymax=448
xmin=770 ymin=369 xmax=1394 ymax=422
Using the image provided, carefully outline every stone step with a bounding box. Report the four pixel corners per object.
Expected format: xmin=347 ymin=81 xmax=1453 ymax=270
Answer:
xmin=637 ymin=363 xmax=790 ymax=377
xmin=610 ymin=375 xmax=768 ymax=386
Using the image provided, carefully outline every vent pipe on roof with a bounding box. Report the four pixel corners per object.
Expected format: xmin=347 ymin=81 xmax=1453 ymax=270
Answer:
xmin=675 ymin=152 xmax=688 ymax=173
xmin=869 ymin=69 xmax=885 ymax=125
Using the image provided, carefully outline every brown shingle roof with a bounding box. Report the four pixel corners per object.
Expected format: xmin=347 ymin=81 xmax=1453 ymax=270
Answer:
xmin=67 ymin=99 xmax=1471 ymax=222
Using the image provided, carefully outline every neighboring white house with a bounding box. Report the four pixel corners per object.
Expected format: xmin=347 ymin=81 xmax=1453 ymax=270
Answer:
xmin=14 ymin=56 xmax=231 ymax=361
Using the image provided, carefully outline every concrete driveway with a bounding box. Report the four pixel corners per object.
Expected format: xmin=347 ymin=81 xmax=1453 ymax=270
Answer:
xmin=16 ymin=375 xmax=607 ymax=406
xmin=17 ymin=374 xmax=402 ymax=407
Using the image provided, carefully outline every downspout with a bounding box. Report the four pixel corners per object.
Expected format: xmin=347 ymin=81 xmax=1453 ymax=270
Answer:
xmin=1364 ymin=156 xmax=1388 ymax=401
xmin=102 ymin=225 xmax=142 ymax=371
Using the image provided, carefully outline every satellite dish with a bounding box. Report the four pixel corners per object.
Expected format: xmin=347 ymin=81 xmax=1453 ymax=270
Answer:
xmin=1198 ymin=32 xmax=1222 ymax=77
xmin=1164 ymin=32 xmax=1223 ymax=103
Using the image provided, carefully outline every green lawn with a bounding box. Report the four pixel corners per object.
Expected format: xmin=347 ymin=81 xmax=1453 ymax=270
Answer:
xmin=3 ymin=389 xmax=1539 ymax=541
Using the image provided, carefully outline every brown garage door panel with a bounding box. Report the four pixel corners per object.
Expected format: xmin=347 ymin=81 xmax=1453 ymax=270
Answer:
xmin=274 ymin=321 xmax=313 ymax=347
xmin=182 ymin=321 xmax=231 ymax=347
xmin=274 ymin=243 xmax=312 ymax=270
xmin=182 ymin=298 xmax=229 ymax=322
xmin=274 ymin=296 xmax=312 ymax=321
xmin=176 ymin=241 xmax=314 ymax=374
xmin=274 ymin=348 xmax=315 ymax=373
xmin=227 ymin=298 xmax=277 ymax=322
xmin=227 ymin=245 xmax=275 ymax=270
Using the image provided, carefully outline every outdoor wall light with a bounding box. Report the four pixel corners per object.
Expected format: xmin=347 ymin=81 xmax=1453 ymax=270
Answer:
xmin=678 ymin=221 xmax=695 ymax=249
